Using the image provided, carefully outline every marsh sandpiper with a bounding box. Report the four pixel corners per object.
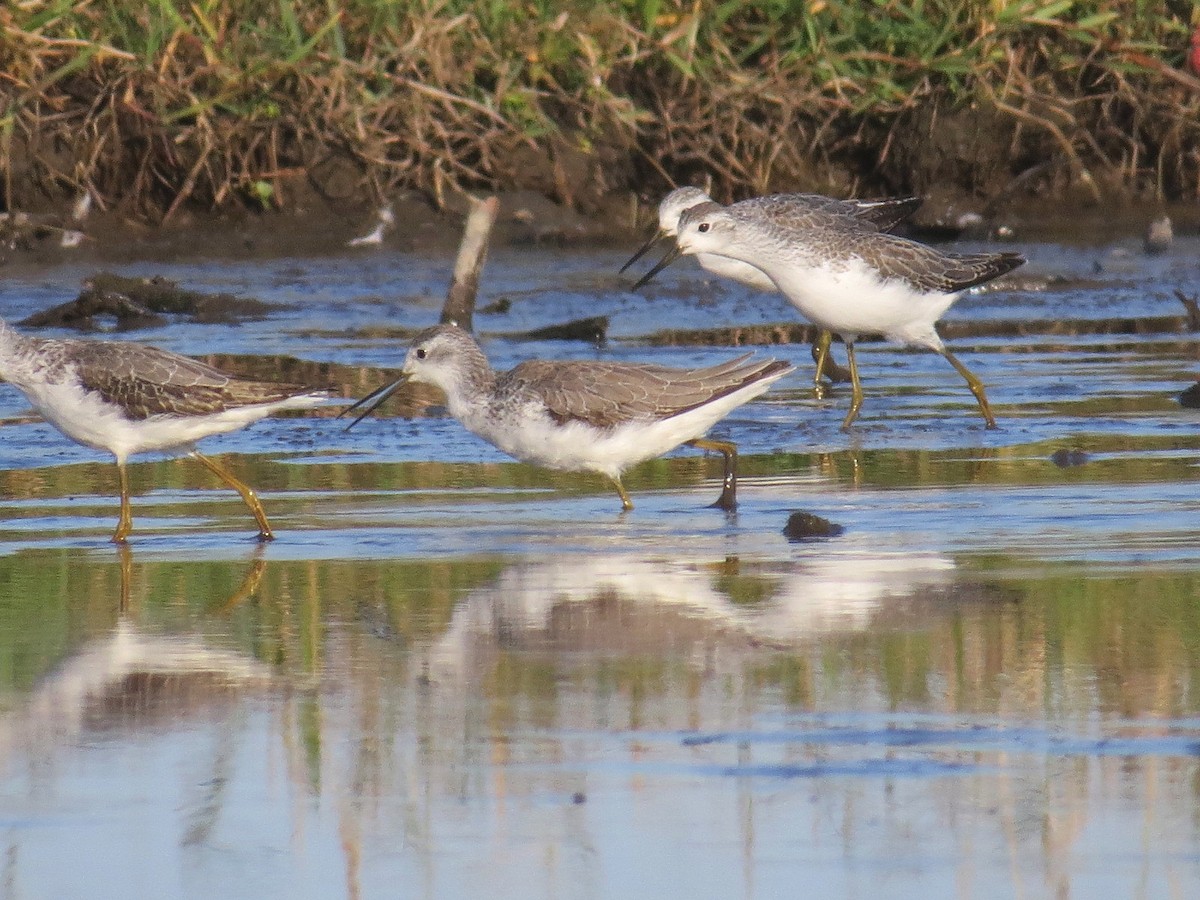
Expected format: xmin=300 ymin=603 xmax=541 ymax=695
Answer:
xmin=624 ymin=187 xmax=923 ymax=392
xmin=635 ymin=195 xmax=1024 ymax=428
xmin=0 ymin=320 xmax=329 ymax=542
xmin=343 ymin=323 xmax=793 ymax=511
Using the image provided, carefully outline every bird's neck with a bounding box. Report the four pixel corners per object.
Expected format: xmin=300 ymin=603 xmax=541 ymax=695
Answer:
xmin=0 ymin=319 xmax=26 ymax=377
xmin=0 ymin=320 xmax=57 ymax=388
xmin=694 ymin=229 xmax=761 ymax=269
xmin=438 ymin=343 xmax=497 ymax=421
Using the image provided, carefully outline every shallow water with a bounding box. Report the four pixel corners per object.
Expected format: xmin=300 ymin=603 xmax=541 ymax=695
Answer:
xmin=1 ymin=226 xmax=1199 ymax=898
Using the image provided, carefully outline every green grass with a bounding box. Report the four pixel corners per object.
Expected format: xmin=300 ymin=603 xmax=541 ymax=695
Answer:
xmin=1 ymin=1 xmax=1196 ymax=218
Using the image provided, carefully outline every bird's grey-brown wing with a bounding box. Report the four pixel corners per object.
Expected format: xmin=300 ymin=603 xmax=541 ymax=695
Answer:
xmin=849 ymin=233 xmax=1025 ymax=293
xmin=730 ymin=194 xmax=921 ymax=236
xmin=766 ymin=194 xmax=921 ymax=233
xmin=846 ymin=196 xmax=923 ymax=232
xmin=735 ymin=196 xmax=1022 ymax=293
xmin=736 ymin=195 xmax=876 ymax=239
xmin=70 ymin=341 xmax=313 ymax=419
xmin=502 ymin=356 xmax=790 ymax=429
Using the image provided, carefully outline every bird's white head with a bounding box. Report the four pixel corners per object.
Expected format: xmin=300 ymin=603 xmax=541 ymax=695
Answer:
xmin=401 ymin=323 xmax=493 ymax=402
xmin=404 ymin=325 xmax=463 ymax=382
xmin=657 ymin=186 xmax=712 ymax=236
xmin=674 ymin=202 xmax=737 ymax=257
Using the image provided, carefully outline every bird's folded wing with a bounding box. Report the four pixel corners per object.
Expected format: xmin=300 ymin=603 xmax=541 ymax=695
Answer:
xmin=855 ymin=236 xmax=1024 ymax=293
xmin=506 ymin=356 xmax=776 ymax=430
xmin=73 ymin=343 xmax=306 ymax=419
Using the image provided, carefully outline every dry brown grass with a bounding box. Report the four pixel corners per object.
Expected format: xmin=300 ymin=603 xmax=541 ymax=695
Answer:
xmin=1 ymin=2 xmax=1197 ymax=221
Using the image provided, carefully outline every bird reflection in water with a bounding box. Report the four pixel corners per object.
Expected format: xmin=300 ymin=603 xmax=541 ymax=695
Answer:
xmin=117 ymin=543 xmax=266 ymax=615
xmin=2 ymin=548 xmax=270 ymax=759
xmin=426 ymin=550 xmax=958 ymax=674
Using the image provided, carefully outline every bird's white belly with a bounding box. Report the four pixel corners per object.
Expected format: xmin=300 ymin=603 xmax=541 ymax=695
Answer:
xmin=460 ymin=383 xmax=775 ymax=479
xmin=487 ymin=415 xmax=667 ymax=477
xmin=23 ymin=380 xmax=303 ymax=461
xmin=22 ymin=380 xmax=139 ymax=456
xmin=464 ymin=409 xmax=674 ymax=478
xmin=763 ymin=260 xmax=958 ymax=348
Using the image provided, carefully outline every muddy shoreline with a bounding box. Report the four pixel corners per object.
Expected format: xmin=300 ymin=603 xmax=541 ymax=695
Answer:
xmin=3 ymin=185 xmax=1198 ymax=276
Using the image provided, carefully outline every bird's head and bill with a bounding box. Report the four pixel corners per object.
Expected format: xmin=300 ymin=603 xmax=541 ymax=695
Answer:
xmin=631 ymin=201 xmax=729 ymax=290
xmin=621 ymin=186 xmax=714 ymax=276
xmin=339 ymin=325 xmax=483 ymax=429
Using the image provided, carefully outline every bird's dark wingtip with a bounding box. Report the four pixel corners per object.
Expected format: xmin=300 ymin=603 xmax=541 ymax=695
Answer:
xmin=999 ymin=252 xmax=1027 ymax=273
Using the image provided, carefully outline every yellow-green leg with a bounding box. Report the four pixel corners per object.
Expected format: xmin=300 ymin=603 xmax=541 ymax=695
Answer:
xmin=839 ymin=342 xmax=865 ymax=430
xmin=113 ymin=461 xmax=134 ymax=543
xmin=610 ymin=476 xmax=634 ymax=511
xmin=686 ymin=437 xmax=739 ymax=510
xmin=811 ymin=330 xmax=853 ymax=388
xmin=191 ymin=451 xmax=275 ymax=541
xmin=811 ymin=330 xmax=832 ymax=398
xmin=940 ymin=348 xmax=997 ymax=428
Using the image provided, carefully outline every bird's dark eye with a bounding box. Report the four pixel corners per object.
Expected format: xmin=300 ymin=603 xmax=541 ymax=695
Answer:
xmin=415 ymin=348 xmax=427 ymax=360
xmin=698 ymin=222 xmax=710 ymax=233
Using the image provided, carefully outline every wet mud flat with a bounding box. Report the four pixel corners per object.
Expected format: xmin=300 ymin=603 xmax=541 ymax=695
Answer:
xmin=1 ymin=216 xmax=1199 ymax=898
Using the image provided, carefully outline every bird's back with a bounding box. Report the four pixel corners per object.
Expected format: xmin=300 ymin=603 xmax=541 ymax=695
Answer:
xmin=726 ymin=198 xmax=1023 ymax=294
xmin=65 ymin=340 xmax=324 ymax=419
xmin=693 ymin=193 xmax=921 ymax=293
xmin=498 ymin=355 xmax=791 ymax=430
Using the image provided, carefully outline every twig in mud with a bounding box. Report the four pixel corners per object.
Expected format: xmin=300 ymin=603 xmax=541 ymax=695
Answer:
xmin=440 ymin=195 xmax=500 ymax=332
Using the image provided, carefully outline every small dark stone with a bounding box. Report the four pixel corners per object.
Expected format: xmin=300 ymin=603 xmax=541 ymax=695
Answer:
xmin=1050 ymin=448 xmax=1089 ymax=467
xmin=520 ymin=315 xmax=609 ymax=346
xmin=478 ymin=297 xmax=512 ymax=315
xmin=571 ymin=792 xmax=587 ymax=805
xmin=783 ymin=511 xmax=844 ymax=542
xmin=1180 ymin=381 xmax=1200 ymax=409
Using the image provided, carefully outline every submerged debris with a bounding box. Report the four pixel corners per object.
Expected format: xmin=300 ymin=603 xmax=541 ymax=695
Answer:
xmin=1180 ymin=382 xmax=1200 ymax=409
xmin=518 ymin=315 xmax=609 ymax=346
xmin=1050 ymin=448 xmax=1089 ymax=468
xmin=478 ymin=297 xmax=512 ymax=315
xmin=20 ymin=272 xmax=276 ymax=331
xmin=783 ymin=511 xmax=845 ymax=542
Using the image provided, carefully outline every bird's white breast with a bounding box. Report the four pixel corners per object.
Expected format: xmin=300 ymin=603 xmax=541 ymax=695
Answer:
xmin=696 ymin=253 xmax=777 ymax=292
xmin=739 ymin=253 xmax=958 ymax=349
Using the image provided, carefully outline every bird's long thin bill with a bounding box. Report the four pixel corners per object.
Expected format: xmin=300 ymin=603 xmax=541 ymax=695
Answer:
xmin=631 ymin=245 xmax=683 ymax=290
xmin=339 ymin=376 xmax=409 ymax=430
xmin=618 ymin=228 xmax=665 ymax=274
